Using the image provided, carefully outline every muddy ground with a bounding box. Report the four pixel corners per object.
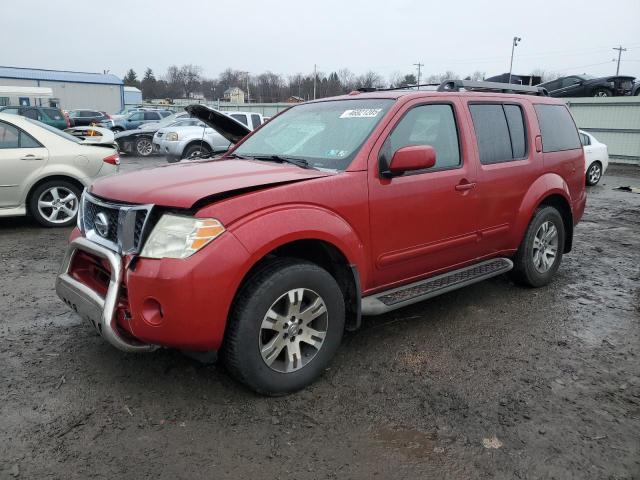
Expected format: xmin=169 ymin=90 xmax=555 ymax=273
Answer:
xmin=1 ymin=158 xmax=638 ymax=480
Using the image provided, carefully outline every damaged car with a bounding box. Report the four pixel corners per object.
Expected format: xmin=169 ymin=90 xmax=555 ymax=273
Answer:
xmin=538 ymin=74 xmax=636 ymax=97
xmin=114 ymin=113 xmax=192 ymax=157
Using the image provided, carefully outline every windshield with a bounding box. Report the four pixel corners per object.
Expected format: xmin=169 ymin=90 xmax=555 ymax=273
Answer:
xmin=234 ymin=99 xmax=394 ymax=170
xmin=26 ymin=118 xmax=81 ymax=143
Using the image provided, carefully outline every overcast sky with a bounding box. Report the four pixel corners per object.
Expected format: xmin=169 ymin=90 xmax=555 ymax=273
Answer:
xmin=2 ymin=0 xmax=639 ymax=81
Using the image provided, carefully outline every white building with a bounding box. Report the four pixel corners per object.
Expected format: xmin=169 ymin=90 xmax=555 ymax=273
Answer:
xmin=0 ymin=66 xmax=124 ymax=113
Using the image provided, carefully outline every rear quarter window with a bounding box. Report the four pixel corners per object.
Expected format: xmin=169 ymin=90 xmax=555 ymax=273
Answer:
xmin=534 ymin=104 xmax=581 ymax=152
xmin=43 ymin=108 xmax=63 ymax=120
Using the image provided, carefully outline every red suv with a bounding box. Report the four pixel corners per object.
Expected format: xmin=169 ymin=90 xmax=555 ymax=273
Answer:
xmin=56 ymin=80 xmax=586 ymax=395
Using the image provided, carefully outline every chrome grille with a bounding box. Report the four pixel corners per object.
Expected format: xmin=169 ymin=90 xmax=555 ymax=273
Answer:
xmin=80 ymin=191 xmax=153 ymax=255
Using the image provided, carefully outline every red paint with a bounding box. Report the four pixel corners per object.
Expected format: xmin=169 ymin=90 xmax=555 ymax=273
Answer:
xmin=74 ymin=90 xmax=585 ymax=351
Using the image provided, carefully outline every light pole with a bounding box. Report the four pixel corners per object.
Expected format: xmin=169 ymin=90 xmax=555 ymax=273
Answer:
xmin=508 ymin=36 xmax=521 ymax=84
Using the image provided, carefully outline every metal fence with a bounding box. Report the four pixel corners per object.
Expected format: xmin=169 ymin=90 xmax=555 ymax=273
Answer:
xmin=566 ymin=97 xmax=640 ymax=165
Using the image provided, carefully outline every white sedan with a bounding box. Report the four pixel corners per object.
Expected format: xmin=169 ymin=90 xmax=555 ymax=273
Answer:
xmin=0 ymin=113 xmax=119 ymax=227
xmin=579 ymin=130 xmax=609 ymax=186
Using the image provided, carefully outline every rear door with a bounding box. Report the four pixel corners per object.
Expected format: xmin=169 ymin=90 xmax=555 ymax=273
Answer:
xmin=368 ymin=97 xmax=480 ymax=287
xmin=125 ymin=111 xmax=145 ymax=129
xmin=0 ymin=120 xmax=48 ymax=208
xmin=465 ymin=100 xmax=542 ymax=255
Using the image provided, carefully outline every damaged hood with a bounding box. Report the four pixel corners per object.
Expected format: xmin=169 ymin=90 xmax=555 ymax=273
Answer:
xmin=89 ymin=159 xmax=331 ymax=209
xmin=185 ymin=104 xmax=252 ymax=143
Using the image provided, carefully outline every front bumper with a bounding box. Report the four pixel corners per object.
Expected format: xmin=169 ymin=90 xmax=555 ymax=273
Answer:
xmin=56 ymin=236 xmax=157 ymax=353
xmin=153 ymin=138 xmax=184 ymax=158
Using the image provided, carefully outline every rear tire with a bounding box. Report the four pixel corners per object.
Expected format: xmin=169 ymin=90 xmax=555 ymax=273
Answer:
xmin=510 ymin=206 xmax=565 ymax=287
xmin=182 ymin=144 xmax=211 ymax=159
xmin=222 ymin=258 xmax=345 ymax=395
xmin=29 ymin=180 xmax=81 ymax=228
xmin=585 ymin=161 xmax=602 ymax=186
xmin=593 ymin=88 xmax=612 ymax=97
xmin=111 ymin=127 xmax=124 ymax=133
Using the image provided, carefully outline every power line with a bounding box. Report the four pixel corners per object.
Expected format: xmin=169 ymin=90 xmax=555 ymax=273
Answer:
xmin=613 ymin=45 xmax=627 ymax=75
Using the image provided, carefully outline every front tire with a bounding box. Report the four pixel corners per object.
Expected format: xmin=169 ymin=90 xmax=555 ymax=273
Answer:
xmin=586 ymin=161 xmax=602 ymax=186
xmin=135 ymin=136 xmax=153 ymax=157
xmin=510 ymin=206 xmax=565 ymax=287
xmin=222 ymin=258 xmax=345 ymax=395
xmin=182 ymin=144 xmax=211 ymax=159
xmin=29 ymin=180 xmax=81 ymax=228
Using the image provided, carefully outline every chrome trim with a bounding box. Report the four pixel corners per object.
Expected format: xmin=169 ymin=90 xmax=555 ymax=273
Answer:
xmin=56 ymin=236 xmax=157 ymax=353
xmin=80 ymin=191 xmax=154 ymax=255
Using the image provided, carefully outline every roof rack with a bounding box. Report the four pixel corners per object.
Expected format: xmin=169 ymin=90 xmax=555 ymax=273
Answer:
xmin=437 ymin=79 xmax=548 ymax=96
xmin=356 ymin=83 xmax=440 ymax=93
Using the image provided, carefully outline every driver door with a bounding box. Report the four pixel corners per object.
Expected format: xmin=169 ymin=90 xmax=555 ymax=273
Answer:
xmin=368 ymin=98 xmax=480 ymax=288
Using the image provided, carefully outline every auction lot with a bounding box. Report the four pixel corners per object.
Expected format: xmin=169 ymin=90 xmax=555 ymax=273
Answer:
xmin=0 ymin=157 xmax=638 ymax=479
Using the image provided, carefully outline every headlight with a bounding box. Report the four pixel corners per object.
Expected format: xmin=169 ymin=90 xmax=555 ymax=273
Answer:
xmin=140 ymin=214 xmax=225 ymax=259
xmin=165 ymin=132 xmax=179 ymax=141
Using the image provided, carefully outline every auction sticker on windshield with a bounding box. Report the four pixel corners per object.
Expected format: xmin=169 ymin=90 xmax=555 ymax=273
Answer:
xmin=339 ymin=109 xmax=382 ymax=119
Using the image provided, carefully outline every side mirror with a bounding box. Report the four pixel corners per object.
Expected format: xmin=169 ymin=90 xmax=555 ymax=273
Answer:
xmin=387 ymin=145 xmax=436 ymax=176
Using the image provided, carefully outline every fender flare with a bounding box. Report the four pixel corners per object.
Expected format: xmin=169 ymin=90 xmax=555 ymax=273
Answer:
xmin=512 ymin=173 xmax=573 ymax=246
xmin=230 ymin=204 xmax=369 ymax=289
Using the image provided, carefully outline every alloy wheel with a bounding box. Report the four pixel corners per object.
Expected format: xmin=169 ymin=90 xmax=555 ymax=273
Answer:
xmin=136 ymin=138 xmax=153 ymax=156
xmin=37 ymin=186 xmax=79 ymax=224
xmin=532 ymin=221 xmax=558 ymax=273
xmin=588 ymin=163 xmax=602 ymax=185
xmin=259 ymin=288 xmax=328 ymax=373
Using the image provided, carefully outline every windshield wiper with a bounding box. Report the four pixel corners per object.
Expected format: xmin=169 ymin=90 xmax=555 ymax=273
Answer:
xmin=252 ymin=155 xmax=313 ymax=169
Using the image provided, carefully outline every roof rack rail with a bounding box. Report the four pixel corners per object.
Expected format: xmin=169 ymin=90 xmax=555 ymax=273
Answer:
xmin=437 ymin=79 xmax=548 ymax=96
xmin=356 ymin=83 xmax=441 ymax=93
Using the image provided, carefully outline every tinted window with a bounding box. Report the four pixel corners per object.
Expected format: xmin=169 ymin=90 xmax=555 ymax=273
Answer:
xmin=504 ymin=105 xmax=527 ymax=158
xmin=469 ymin=104 xmax=512 ymax=164
xmin=22 ymin=109 xmax=40 ymax=120
xmin=159 ymin=111 xmax=172 ymax=118
xmin=580 ymin=133 xmax=591 ymax=146
xmin=143 ymin=112 xmax=160 ymax=120
xmin=561 ymin=77 xmax=580 ymax=88
xmin=129 ymin=112 xmax=144 ymax=121
xmin=251 ymin=114 xmax=262 ymax=129
xmin=20 ymin=131 xmax=41 ymax=148
xmin=1 ymin=107 xmax=19 ymax=114
xmin=0 ymin=121 xmax=20 ymax=148
xmin=230 ymin=114 xmax=248 ymax=125
xmin=534 ymin=104 xmax=581 ymax=152
xmin=43 ymin=108 xmax=63 ymax=120
xmin=387 ymin=104 xmax=460 ymax=170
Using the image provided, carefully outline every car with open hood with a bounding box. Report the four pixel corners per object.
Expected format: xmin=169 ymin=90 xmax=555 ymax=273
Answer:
xmin=538 ymin=74 xmax=636 ymax=97
xmin=0 ymin=113 xmax=119 ymax=227
xmin=55 ymin=80 xmax=586 ymax=395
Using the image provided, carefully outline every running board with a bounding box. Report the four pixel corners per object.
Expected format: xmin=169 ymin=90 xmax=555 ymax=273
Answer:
xmin=361 ymin=258 xmax=513 ymax=315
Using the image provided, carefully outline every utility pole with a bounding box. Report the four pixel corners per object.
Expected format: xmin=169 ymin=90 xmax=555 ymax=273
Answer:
xmin=313 ymin=64 xmax=317 ymax=100
xmin=508 ymin=36 xmax=522 ymax=84
xmin=413 ymin=62 xmax=424 ymax=89
xmin=613 ymin=45 xmax=627 ymax=75
xmin=245 ymin=72 xmax=250 ymax=104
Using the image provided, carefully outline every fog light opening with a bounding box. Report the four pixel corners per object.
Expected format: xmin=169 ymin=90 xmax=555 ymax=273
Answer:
xmin=142 ymin=297 xmax=164 ymax=326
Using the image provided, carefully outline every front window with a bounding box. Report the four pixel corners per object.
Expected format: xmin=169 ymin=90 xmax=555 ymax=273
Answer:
xmin=234 ymin=99 xmax=394 ymax=171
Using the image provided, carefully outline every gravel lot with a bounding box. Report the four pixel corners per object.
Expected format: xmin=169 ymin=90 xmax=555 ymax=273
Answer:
xmin=1 ymin=157 xmax=638 ymax=480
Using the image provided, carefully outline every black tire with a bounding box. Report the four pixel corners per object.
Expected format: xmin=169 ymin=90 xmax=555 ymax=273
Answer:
xmin=592 ymin=88 xmax=612 ymax=97
xmin=510 ymin=206 xmax=565 ymax=288
xmin=134 ymin=136 xmax=154 ymax=157
xmin=29 ymin=179 xmax=82 ymax=228
xmin=222 ymin=258 xmax=345 ymax=395
xmin=111 ymin=127 xmax=124 ymax=133
xmin=182 ymin=143 xmax=211 ymax=159
xmin=585 ymin=161 xmax=603 ymax=186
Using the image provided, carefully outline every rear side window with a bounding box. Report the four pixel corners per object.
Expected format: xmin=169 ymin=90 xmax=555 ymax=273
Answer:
xmin=43 ymin=108 xmax=63 ymax=120
xmin=251 ymin=114 xmax=262 ymax=129
xmin=469 ymin=103 xmax=527 ymax=164
xmin=387 ymin=104 xmax=461 ymax=170
xmin=230 ymin=114 xmax=248 ymax=125
xmin=579 ymin=133 xmax=591 ymax=146
xmin=159 ymin=111 xmax=172 ymax=118
xmin=534 ymin=104 xmax=581 ymax=152
xmin=0 ymin=121 xmax=41 ymax=148
xmin=144 ymin=112 xmax=160 ymax=120
xmin=22 ymin=109 xmax=40 ymax=120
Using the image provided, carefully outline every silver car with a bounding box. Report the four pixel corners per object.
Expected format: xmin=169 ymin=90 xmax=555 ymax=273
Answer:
xmin=0 ymin=113 xmax=119 ymax=227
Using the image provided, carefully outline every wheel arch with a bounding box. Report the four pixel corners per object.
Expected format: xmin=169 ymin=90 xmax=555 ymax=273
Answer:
xmin=25 ymin=174 xmax=85 ymax=211
xmin=515 ymin=174 xmax=575 ymax=254
xmin=182 ymin=139 xmax=214 ymax=157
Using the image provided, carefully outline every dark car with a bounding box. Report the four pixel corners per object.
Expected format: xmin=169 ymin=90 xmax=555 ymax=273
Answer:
xmin=632 ymin=82 xmax=640 ymax=96
xmin=114 ymin=114 xmax=194 ymax=157
xmin=0 ymin=105 xmax=69 ymax=129
xmin=68 ymin=109 xmax=110 ymax=127
xmin=538 ymin=74 xmax=636 ymax=97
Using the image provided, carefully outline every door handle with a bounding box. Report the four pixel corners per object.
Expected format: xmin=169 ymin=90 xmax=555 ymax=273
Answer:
xmin=20 ymin=155 xmax=44 ymax=161
xmin=455 ymin=182 xmax=476 ymax=192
